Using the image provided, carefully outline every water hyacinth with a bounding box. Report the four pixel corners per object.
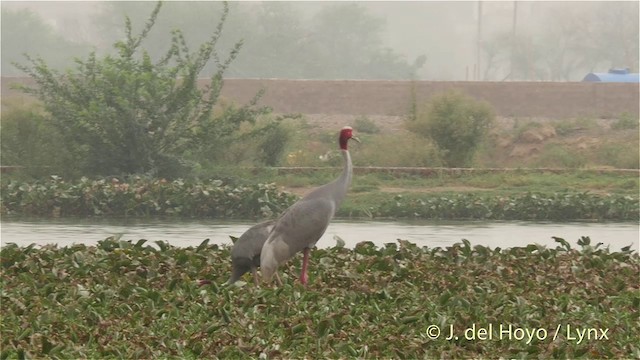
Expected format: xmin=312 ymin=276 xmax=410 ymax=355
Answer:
xmin=372 ymin=192 xmax=639 ymax=221
xmin=0 ymin=176 xmax=297 ymax=218
xmin=1 ymin=177 xmax=638 ymax=221
xmin=0 ymin=237 xmax=638 ymax=358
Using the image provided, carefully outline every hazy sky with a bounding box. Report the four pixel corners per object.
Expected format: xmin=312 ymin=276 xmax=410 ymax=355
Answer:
xmin=3 ymin=1 xmax=638 ymax=81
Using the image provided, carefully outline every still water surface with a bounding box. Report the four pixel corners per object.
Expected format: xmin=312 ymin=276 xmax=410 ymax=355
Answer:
xmin=1 ymin=218 xmax=638 ymax=251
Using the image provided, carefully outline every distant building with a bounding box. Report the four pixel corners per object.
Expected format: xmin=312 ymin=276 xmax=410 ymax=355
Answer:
xmin=582 ymin=68 xmax=640 ymax=83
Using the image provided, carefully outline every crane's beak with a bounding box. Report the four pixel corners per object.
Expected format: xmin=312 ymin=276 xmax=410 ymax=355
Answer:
xmin=351 ymin=136 xmax=361 ymax=143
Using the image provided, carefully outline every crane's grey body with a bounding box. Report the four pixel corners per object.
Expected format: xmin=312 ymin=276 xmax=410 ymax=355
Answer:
xmin=261 ymin=149 xmax=353 ymax=283
xmin=228 ymin=220 xmax=276 ymax=284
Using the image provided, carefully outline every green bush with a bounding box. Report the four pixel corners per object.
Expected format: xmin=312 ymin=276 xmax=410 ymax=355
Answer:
xmin=513 ymin=120 xmax=542 ymax=138
xmin=408 ymin=91 xmax=494 ymax=167
xmin=13 ymin=2 xmax=278 ymax=179
xmin=597 ymin=143 xmax=640 ymax=169
xmin=354 ymin=115 xmax=380 ymax=134
xmin=0 ymin=105 xmax=74 ymax=178
xmin=612 ymin=112 xmax=639 ymax=130
xmin=536 ymin=144 xmax=586 ymax=168
xmin=257 ymin=123 xmax=292 ymax=166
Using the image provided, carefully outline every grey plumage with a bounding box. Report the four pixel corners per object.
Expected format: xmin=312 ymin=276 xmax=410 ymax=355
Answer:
xmin=227 ymin=220 xmax=276 ymax=285
xmin=260 ymin=126 xmax=358 ymax=285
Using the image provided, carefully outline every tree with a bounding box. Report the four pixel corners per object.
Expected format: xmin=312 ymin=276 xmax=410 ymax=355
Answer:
xmin=582 ymin=2 xmax=639 ymax=72
xmin=408 ymin=91 xmax=494 ymax=167
xmin=14 ymin=1 xmax=420 ymax=80
xmin=233 ymin=2 xmax=313 ymax=78
xmin=481 ymin=2 xmax=639 ymax=81
xmin=14 ymin=1 xmax=272 ymax=178
xmin=307 ymin=2 xmax=422 ymax=79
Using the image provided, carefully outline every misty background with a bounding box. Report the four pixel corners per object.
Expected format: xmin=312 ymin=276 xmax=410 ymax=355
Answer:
xmin=2 ymin=1 xmax=638 ymax=81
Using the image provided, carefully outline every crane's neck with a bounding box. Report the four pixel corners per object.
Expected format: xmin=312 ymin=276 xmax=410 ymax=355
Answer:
xmin=301 ymin=148 xmax=352 ymax=208
xmin=340 ymin=149 xmax=352 ymax=183
xmin=333 ymin=149 xmax=353 ymax=206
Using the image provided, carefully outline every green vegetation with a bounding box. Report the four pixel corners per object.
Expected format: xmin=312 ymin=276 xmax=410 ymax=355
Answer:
xmin=536 ymin=144 xmax=587 ymax=168
xmin=353 ymin=133 xmax=442 ymax=167
xmin=2 ymin=96 xmax=638 ymax=179
xmin=10 ymin=2 xmax=291 ymax=179
xmin=2 ymin=175 xmax=637 ymax=221
xmin=2 ymin=4 xmax=636 ymax=358
xmin=230 ymin=167 xmax=639 ymax=196
xmin=407 ymin=91 xmax=494 ymax=167
xmin=612 ymin=112 xmax=639 ymax=131
xmin=552 ymin=117 xmax=599 ymax=136
xmin=0 ymin=104 xmax=71 ymax=178
xmin=0 ymin=176 xmax=295 ymax=219
xmin=257 ymin=124 xmax=293 ymax=166
xmin=598 ymin=143 xmax=640 ymax=170
xmin=353 ymin=116 xmax=380 ymax=134
xmin=357 ymin=192 xmax=637 ymax=221
xmin=1 ymin=237 xmax=638 ymax=358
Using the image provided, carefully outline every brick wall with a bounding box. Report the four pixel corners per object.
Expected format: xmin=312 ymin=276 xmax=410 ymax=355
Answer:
xmin=3 ymin=77 xmax=638 ymax=118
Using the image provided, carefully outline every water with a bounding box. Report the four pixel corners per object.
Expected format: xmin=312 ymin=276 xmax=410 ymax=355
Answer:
xmin=1 ymin=218 xmax=638 ymax=251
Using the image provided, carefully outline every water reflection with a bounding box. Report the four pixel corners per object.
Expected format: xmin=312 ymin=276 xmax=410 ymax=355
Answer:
xmin=0 ymin=218 xmax=638 ymax=251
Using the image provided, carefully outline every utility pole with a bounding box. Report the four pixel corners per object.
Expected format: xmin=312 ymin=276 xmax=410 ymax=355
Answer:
xmin=510 ymin=1 xmax=518 ymax=80
xmin=476 ymin=1 xmax=483 ymax=81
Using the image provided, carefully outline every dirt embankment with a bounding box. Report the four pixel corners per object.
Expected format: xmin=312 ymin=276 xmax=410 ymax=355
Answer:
xmin=4 ymin=77 xmax=639 ymax=118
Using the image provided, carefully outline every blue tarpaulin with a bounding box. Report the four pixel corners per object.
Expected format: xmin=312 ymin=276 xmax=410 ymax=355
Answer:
xmin=583 ymin=68 xmax=639 ymax=83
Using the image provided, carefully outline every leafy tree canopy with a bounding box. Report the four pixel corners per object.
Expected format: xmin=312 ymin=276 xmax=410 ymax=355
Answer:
xmin=13 ymin=1 xmax=284 ymax=178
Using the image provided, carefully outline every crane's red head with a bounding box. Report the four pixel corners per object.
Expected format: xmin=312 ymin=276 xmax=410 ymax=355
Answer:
xmin=339 ymin=126 xmax=360 ymax=150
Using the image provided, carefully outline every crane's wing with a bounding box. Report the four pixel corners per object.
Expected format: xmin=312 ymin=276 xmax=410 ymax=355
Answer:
xmin=229 ymin=220 xmax=275 ymax=284
xmin=267 ymin=197 xmax=335 ymax=260
xmin=231 ymin=220 xmax=275 ymax=262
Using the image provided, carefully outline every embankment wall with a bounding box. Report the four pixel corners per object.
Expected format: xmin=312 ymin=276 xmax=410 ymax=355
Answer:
xmin=3 ymin=77 xmax=638 ymax=118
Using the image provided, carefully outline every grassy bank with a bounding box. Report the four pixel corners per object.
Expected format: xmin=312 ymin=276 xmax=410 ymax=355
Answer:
xmin=1 ymin=238 xmax=638 ymax=358
xmin=220 ymin=167 xmax=640 ymax=196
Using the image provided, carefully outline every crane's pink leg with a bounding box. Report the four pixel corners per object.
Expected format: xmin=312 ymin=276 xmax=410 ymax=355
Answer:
xmin=300 ymin=248 xmax=310 ymax=285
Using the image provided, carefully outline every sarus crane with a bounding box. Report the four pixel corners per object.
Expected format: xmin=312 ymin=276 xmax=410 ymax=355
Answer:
xmin=198 ymin=220 xmax=282 ymax=287
xmin=260 ymin=126 xmax=359 ymax=285
xmin=227 ymin=220 xmax=282 ymax=286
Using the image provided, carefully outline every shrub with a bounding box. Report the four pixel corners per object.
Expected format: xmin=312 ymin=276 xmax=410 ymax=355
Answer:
xmin=13 ymin=2 xmax=277 ymax=179
xmin=552 ymin=117 xmax=601 ymax=136
xmin=0 ymin=105 xmax=75 ymax=178
xmin=536 ymin=144 xmax=586 ymax=168
xmin=513 ymin=120 xmax=542 ymax=138
xmin=597 ymin=143 xmax=639 ymax=169
xmin=354 ymin=116 xmax=380 ymax=134
xmin=612 ymin=112 xmax=639 ymax=130
xmin=408 ymin=91 xmax=494 ymax=167
xmin=257 ymin=123 xmax=292 ymax=166
xmin=553 ymin=120 xmax=575 ymax=136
